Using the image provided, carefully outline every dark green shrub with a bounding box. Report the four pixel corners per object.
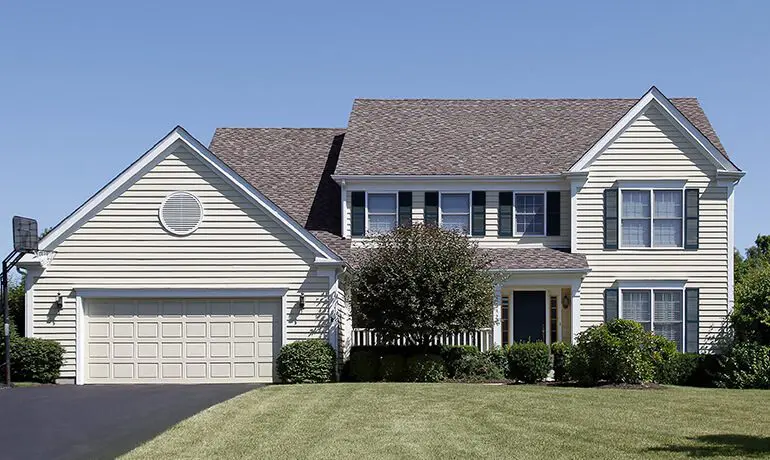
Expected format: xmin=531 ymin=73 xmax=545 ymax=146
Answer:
xmin=507 ymin=342 xmax=550 ymax=383
xmin=348 ymin=350 xmax=380 ymax=382
xmin=440 ymin=345 xmax=479 ymax=377
xmin=276 ymin=339 xmax=336 ymax=383
xmin=0 ymin=335 xmax=64 ymax=383
xmin=405 ymin=354 xmax=447 ymax=382
xmin=482 ymin=346 xmax=509 ymax=378
xmin=569 ymin=319 xmax=677 ymax=385
xmin=380 ymin=354 xmax=407 ymax=381
xmin=453 ymin=353 xmax=504 ymax=381
xmin=716 ymin=342 xmax=770 ymax=389
xmin=550 ymin=342 xmax=572 ymax=382
xmin=656 ymin=352 xmax=701 ymax=385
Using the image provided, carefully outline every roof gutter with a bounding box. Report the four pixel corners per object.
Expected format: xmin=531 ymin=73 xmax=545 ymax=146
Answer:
xmin=489 ymin=267 xmax=591 ymax=275
xmin=332 ymin=174 xmax=566 ymax=185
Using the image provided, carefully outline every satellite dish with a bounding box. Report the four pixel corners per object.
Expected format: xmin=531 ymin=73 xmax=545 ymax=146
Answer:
xmin=12 ymin=216 xmax=38 ymax=253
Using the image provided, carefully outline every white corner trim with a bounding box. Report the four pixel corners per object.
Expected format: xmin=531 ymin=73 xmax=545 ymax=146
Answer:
xmin=35 ymin=126 xmax=341 ymax=263
xmin=75 ymin=295 xmax=85 ymax=385
xmin=24 ymin=267 xmax=42 ymax=337
xmin=569 ymin=87 xmax=740 ymax=173
xmin=341 ymin=180 xmax=350 ymax=238
xmin=727 ymin=182 xmax=735 ymax=314
xmin=74 ymin=287 xmax=289 ymax=299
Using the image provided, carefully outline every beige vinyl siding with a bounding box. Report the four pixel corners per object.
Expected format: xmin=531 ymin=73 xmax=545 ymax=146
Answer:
xmin=575 ymin=105 xmax=728 ymax=350
xmin=31 ymin=144 xmax=334 ymax=378
xmin=347 ymin=189 xmax=570 ymax=248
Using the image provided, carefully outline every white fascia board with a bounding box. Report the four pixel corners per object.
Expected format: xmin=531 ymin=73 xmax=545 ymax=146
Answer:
xmin=74 ymin=287 xmax=290 ymax=298
xmin=490 ymin=268 xmax=590 ymax=275
xmin=332 ymin=174 xmax=564 ymax=185
xmin=569 ymin=86 xmax=741 ymax=174
xmin=34 ymin=126 xmax=341 ymax=263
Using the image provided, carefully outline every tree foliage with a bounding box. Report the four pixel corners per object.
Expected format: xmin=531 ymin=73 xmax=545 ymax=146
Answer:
xmin=347 ymin=224 xmax=497 ymax=347
xmin=733 ymin=234 xmax=770 ymax=346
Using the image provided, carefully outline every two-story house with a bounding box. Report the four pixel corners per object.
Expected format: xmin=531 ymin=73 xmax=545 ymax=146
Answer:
xmin=20 ymin=87 xmax=742 ymax=384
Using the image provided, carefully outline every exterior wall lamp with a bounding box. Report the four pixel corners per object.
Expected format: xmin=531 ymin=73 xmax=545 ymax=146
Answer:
xmin=299 ymin=293 xmax=305 ymax=309
xmin=54 ymin=292 xmax=63 ymax=310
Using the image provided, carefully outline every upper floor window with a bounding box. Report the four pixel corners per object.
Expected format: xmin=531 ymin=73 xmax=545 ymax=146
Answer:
xmin=368 ymin=193 xmax=397 ymax=234
xmin=621 ymin=189 xmax=683 ymax=248
xmin=515 ymin=193 xmax=545 ymax=236
xmin=440 ymin=193 xmax=470 ymax=234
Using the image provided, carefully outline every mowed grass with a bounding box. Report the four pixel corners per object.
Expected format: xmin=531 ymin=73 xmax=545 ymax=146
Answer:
xmin=123 ymin=383 xmax=770 ymax=460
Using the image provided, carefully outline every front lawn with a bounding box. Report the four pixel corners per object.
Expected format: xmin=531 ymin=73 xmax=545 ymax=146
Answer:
xmin=124 ymin=384 xmax=770 ymax=459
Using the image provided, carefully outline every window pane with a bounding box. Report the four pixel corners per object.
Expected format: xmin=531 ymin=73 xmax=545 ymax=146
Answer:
xmin=622 ymin=219 xmax=651 ymax=247
xmin=654 ymin=219 xmax=683 ymax=247
xmin=369 ymin=215 xmax=396 ymax=234
xmin=515 ymin=194 xmax=544 ymax=214
xmin=441 ymin=194 xmax=470 ymax=214
xmin=622 ymin=191 xmax=650 ymax=218
xmin=655 ymin=290 xmax=683 ymax=351
xmin=654 ymin=190 xmax=683 ymax=218
xmin=623 ymin=290 xmax=651 ymax=330
xmin=516 ymin=214 xmax=544 ymax=235
xmin=368 ymin=194 xmax=396 ymax=214
xmin=441 ymin=214 xmax=470 ymax=233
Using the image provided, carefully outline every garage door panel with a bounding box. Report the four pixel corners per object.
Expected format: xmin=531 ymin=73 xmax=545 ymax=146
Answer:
xmin=85 ymin=298 xmax=280 ymax=384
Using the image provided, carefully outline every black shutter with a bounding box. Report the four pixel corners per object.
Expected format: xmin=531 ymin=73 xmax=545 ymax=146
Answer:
xmin=685 ymin=189 xmax=699 ymax=250
xmin=546 ymin=191 xmax=561 ymax=236
xmin=351 ymin=191 xmax=366 ymax=236
xmin=498 ymin=192 xmax=513 ymax=237
xmin=398 ymin=191 xmax=412 ymax=227
xmin=604 ymin=189 xmax=618 ymax=249
xmin=472 ymin=191 xmax=486 ymax=236
xmin=685 ymin=288 xmax=699 ymax=353
xmin=604 ymin=288 xmax=619 ymax=322
xmin=424 ymin=192 xmax=439 ymax=226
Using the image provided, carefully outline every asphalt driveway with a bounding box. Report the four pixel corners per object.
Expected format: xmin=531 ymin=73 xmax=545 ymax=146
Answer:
xmin=0 ymin=383 xmax=260 ymax=460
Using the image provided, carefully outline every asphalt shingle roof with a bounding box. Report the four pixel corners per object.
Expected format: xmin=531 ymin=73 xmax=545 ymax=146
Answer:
xmin=335 ymin=98 xmax=727 ymax=175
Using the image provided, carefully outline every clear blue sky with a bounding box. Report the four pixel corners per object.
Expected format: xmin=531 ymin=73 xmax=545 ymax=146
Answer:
xmin=1 ymin=0 xmax=768 ymax=262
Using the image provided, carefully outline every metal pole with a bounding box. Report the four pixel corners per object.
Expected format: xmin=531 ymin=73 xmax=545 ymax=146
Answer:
xmin=3 ymin=258 xmax=10 ymax=386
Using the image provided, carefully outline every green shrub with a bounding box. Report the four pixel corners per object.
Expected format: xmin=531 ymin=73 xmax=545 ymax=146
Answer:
xmin=0 ymin=335 xmax=64 ymax=383
xmin=440 ymin=345 xmax=479 ymax=377
xmin=569 ymin=319 xmax=677 ymax=385
xmin=550 ymin=342 xmax=572 ymax=382
xmin=276 ymin=339 xmax=336 ymax=384
xmin=716 ymin=342 xmax=770 ymax=389
xmin=380 ymin=354 xmax=407 ymax=381
xmin=656 ymin=352 xmax=701 ymax=386
xmin=482 ymin=346 xmax=509 ymax=378
xmin=348 ymin=350 xmax=380 ymax=382
xmin=453 ymin=353 xmax=504 ymax=381
xmin=507 ymin=342 xmax=550 ymax=383
xmin=406 ymin=354 xmax=447 ymax=382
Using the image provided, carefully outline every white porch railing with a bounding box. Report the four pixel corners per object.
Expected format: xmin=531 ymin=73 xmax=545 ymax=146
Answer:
xmin=352 ymin=328 xmax=493 ymax=351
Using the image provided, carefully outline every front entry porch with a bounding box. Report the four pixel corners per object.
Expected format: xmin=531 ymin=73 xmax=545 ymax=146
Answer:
xmin=493 ymin=270 xmax=585 ymax=347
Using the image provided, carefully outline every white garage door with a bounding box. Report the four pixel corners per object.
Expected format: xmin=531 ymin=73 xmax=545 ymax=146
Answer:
xmin=84 ymin=298 xmax=280 ymax=384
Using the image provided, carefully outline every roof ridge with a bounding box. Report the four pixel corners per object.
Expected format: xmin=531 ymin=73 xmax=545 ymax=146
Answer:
xmin=214 ymin=127 xmax=345 ymax=131
xmin=352 ymin=97 xmax=700 ymax=102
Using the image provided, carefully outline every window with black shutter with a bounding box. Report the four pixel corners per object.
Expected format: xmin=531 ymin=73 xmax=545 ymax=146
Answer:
xmin=604 ymin=189 xmax=618 ymax=249
xmin=472 ymin=191 xmax=486 ymax=236
xmin=424 ymin=192 xmax=439 ymax=226
xmin=546 ymin=191 xmax=561 ymax=236
xmin=351 ymin=191 xmax=365 ymax=236
xmin=498 ymin=192 xmax=513 ymax=237
xmin=398 ymin=191 xmax=412 ymax=227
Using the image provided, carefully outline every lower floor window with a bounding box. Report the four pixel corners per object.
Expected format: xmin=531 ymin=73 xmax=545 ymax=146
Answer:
xmin=621 ymin=289 xmax=683 ymax=351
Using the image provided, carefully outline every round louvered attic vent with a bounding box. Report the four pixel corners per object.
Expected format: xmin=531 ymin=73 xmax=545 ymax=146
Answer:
xmin=159 ymin=191 xmax=203 ymax=236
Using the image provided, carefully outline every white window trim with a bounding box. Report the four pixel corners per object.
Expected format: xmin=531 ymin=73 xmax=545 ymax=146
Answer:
xmin=619 ymin=187 xmax=685 ymax=249
xmin=439 ymin=191 xmax=472 ymax=236
xmin=513 ymin=191 xmax=547 ymax=237
xmin=619 ymin=286 xmax=686 ymax=351
xmin=365 ymin=191 xmax=399 ymax=236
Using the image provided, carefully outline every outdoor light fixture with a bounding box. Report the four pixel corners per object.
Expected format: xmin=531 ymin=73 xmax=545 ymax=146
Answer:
xmin=562 ymin=295 xmax=570 ymax=309
xmin=54 ymin=292 xmax=63 ymax=310
xmin=299 ymin=293 xmax=305 ymax=309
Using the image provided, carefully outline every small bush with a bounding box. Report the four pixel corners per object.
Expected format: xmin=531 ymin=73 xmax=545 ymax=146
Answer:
xmin=406 ymin=354 xmax=447 ymax=382
xmin=348 ymin=350 xmax=380 ymax=382
xmin=453 ymin=353 xmax=504 ymax=381
xmin=656 ymin=352 xmax=701 ymax=386
xmin=482 ymin=346 xmax=509 ymax=378
xmin=569 ymin=319 xmax=678 ymax=385
xmin=440 ymin=345 xmax=479 ymax=378
xmin=276 ymin=339 xmax=336 ymax=384
xmin=716 ymin=342 xmax=770 ymax=389
xmin=380 ymin=354 xmax=407 ymax=381
xmin=507 ymin=342 xmax=550 ymax=383
xmin=550 ymin=342 xmax=572 ymax=382
xmin=0 ymin=336 xmax=64 ymax=383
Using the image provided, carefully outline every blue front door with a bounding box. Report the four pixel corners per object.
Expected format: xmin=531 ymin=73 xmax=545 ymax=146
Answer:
xmin=513 ymin=291 xmax=546 ymax=343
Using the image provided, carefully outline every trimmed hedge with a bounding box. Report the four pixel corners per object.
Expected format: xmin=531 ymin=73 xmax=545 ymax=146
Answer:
xmin=656 ymin=352 xmax=700 ymax=386
xmin=453 ymin=353 xmax=504 ymax=381
xmin=406 ymin=354 xmax=447 ymax=382
xmin=440 ymin=345 xmax=479 ymax=378
xmin=0 ymin=335 xmax=64 ymax=383
xmin=507 ymin=342 xmax=550 ymax=383
xmin=276 ymin=339 xmax=336 ymax=383
xmin=348 ymin=349 xmax=380 ymax=382
xmin=482 ymin=346 xmax=509 ymax=378
xmin=380 ymin=354 xmax=407 ymax=381
xmin=550 ymin=342 xmax=572 ymax=382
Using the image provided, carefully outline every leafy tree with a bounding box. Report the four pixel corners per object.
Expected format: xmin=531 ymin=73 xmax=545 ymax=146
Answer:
xmin=733 ymin=265 xmax=770 ymax=346
xmin=8 ymin=277 xmax=25 ymax=336
xmin=347 ymin=224 xmax=497 ymax=347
